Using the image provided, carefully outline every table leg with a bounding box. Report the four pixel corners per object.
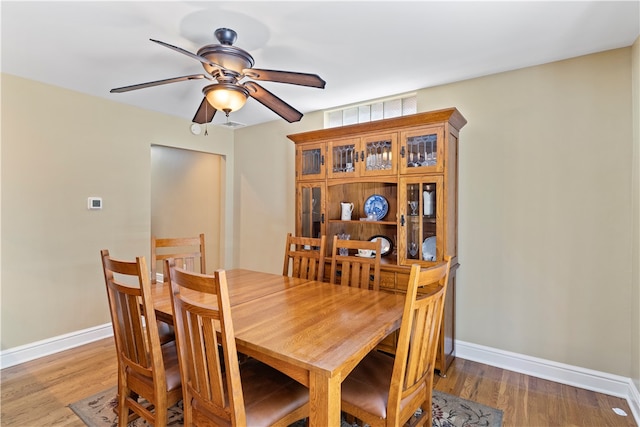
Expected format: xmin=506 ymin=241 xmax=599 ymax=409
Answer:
xmin=309 ymin=372 xmax=341 ymax=427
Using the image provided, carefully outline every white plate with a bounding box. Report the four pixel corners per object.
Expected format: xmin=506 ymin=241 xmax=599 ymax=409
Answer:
xmin=369 ymin=235 xmax=393 ymax=256
xmin=422 ymin=236 xmax=436 ymax=261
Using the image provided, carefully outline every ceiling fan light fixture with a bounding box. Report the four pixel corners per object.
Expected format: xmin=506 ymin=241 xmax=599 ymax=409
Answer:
xmin=204 ymin=83 xmax=249 ymax=115
xmin=111 ymin=27 xmax=325 ymax=124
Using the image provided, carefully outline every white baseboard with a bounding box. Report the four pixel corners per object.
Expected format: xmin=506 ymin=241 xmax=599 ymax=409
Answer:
xmin=0 ymin=323 xmax=113 ymax=370
xmin=455 ymin=340 xmax=640 ymax=426
xmin=630 ymin=380 xmax=640 ymax=426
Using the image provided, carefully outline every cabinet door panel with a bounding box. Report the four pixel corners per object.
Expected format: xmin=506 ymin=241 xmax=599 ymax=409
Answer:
xmin=398 ymin=176 xmax=444 ymax=266
xmin=361 ymin=133 xmax=398 ymax=177
xmin=327 ymin=138 xmax=359 ymax=179
xmin=400 ymin=126 xmax=445 ymax=174
xmin=297 ymin=182 xmax=325 ymax=239
xmin=297 ymin=143 xmax=325 ymax=181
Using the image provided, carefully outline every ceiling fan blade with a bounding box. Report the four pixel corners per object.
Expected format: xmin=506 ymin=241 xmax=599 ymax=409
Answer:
xmin=244 ymin=81 xmax=303 ymax=123
xmin=243 ymin=68 xmax=326 ymax=88
xmin=192 ymin=97 xmax=217 ymax=124
xmin=150 ymin=39 xmax=229 ymax=72
xmin=110 ymin=74 xmax=208 ymax=93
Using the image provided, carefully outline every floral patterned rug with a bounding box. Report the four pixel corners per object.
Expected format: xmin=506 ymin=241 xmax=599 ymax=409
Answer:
xmin=69 ymin=386 xmax=502 ymax=427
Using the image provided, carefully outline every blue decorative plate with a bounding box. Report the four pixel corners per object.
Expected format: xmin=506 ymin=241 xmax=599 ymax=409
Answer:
xmin=363 ymin=195 xmax=388 ymax=221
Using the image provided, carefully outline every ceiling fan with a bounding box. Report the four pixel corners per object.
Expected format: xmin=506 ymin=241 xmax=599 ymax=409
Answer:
xmin=110 ymin=28 xmax=326 ymax=124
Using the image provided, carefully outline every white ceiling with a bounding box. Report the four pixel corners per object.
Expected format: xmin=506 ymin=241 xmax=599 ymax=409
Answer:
xmin=2 ymin=1 xmax=639 ymax=127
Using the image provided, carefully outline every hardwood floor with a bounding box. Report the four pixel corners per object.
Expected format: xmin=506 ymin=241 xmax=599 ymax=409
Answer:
xmin=1 ymin=339 xmax=117 ymax=426
xmin=433 ymin=358 xmax=636 ymax=427
xmin=0 ymin=338 xmax=636 ymax=426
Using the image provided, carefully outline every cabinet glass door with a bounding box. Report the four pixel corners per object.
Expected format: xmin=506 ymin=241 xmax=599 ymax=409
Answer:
xmin=297 ymin=183 xmax=324 ymax=239
xmin=400 ymin=126 xmax=445 ymax=174
xmin=399 ymin=176 xmax=443 ymax=265
xmin=296 ymin=143 xmax=325 ymax=181
xmin=327 ymin=138 xmax=359 ymax=179
xmin=361 ymin=133 xmax=397 ymax=177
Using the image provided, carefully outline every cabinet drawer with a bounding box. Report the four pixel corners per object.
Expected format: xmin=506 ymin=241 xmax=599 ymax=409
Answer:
xmin=395 ymin=271 xmax=410 ymax=292
xmin=379 ymin=270 xmax=396 ymax=290
xmin=377 ymin=331 xmax=397 ymax=354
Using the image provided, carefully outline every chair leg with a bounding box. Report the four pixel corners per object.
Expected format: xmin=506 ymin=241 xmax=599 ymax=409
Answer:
xmin=113 ymin=389 xmax=141 ymax=423
xmin=117 ymin=370 xmax=130 ymax=427
xmin=407 ymin=404 xmax=429 ymax=427
xmin=183 ymin=393 xmax=193 ymax=427
xmin=155 ymin=393 xmax=168 ymax=427
xmin=342 ymin=412 xmax=356 ymax=425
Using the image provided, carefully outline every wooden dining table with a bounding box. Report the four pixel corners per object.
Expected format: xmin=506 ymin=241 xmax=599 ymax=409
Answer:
xmin=151 ymin=268 xmax=406 ymax=427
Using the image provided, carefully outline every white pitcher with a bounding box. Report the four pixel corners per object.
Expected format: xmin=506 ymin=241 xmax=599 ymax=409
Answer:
xmin=340 ymin=202 xmax=354 ymax=220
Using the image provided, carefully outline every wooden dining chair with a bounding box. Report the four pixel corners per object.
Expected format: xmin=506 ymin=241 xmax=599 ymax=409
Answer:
xmin=340 ymin=257 xmax=451 ymax=427
xmin=99 ymin=249 xmax=182 ymax=427
xmin=165 ymin=260 xmax=309 ymax=427
xmin=282 ymin=233 xmax=327 ymax=281
xmin=329 ymin=235 xmax=382 ymax=290
xmin=151 ymin=233 xmax=206 ymax=284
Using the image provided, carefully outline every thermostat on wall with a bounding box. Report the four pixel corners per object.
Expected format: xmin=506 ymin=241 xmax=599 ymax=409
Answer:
xmin=88 ymin=197 xmax=102 ymax=210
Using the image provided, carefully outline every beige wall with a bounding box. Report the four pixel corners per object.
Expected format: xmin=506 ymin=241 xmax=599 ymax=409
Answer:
xmin=233 ymin=47 xmax=637 ymax=378
xmin=150 ymin=145 xmax=224 ymax=274
xmin=0 ymin=75 xmax=235 ymax=348
xmin=631 ymin=36 xmax=640 ymax=394
xmin=1 ymin=43 xmax=638 ymax=384
xmin=232 ymin=115 xmax=323 ymax=273
xmin=423 ymin=48 xmax=633 ymax=376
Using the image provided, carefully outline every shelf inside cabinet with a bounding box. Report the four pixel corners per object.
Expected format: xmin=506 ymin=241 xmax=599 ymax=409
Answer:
xmin=328 ymin=219 xmax=396 ymax=225
xmin=327 ymin=181 xmax=397 ymax=222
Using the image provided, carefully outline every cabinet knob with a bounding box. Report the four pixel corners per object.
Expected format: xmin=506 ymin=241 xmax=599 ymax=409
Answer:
xmin=400 ymin=146 xmax=406 ymax=158
xmin=400 ymin=214 xmax=405 ymax=226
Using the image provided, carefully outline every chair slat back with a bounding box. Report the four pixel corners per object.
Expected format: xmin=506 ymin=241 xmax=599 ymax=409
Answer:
xmin=100 ymin=250 xmax=164 ymax=385
xmin=329 ymin=235 xmax=381 ymax=290
xmin=387 ymin=257 xmax=451 ymax=426
xmin=166 ymin=261 xmax=246 ymax=426
xmin=282 ymin=233 xmax=327 ymax=281
xmin=151 ymin=234 xmax=206 ymax=283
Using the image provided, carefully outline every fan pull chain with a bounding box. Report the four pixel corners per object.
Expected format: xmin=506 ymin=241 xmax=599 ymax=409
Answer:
xmin=204 ymin=101 xmax=209 ymax=136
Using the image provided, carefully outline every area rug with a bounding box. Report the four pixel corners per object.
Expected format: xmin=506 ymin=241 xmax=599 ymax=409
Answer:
xmin=69 ymin=386 xmax=503 ymax=427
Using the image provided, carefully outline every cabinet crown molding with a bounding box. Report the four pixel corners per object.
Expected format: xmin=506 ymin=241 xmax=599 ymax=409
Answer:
xmin=287 ymin=107 xmax=466 ymax=144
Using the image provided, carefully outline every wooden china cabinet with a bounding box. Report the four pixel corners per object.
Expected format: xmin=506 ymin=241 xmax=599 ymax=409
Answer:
xmin=287 ymin=107 xmax=466 ymax=374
